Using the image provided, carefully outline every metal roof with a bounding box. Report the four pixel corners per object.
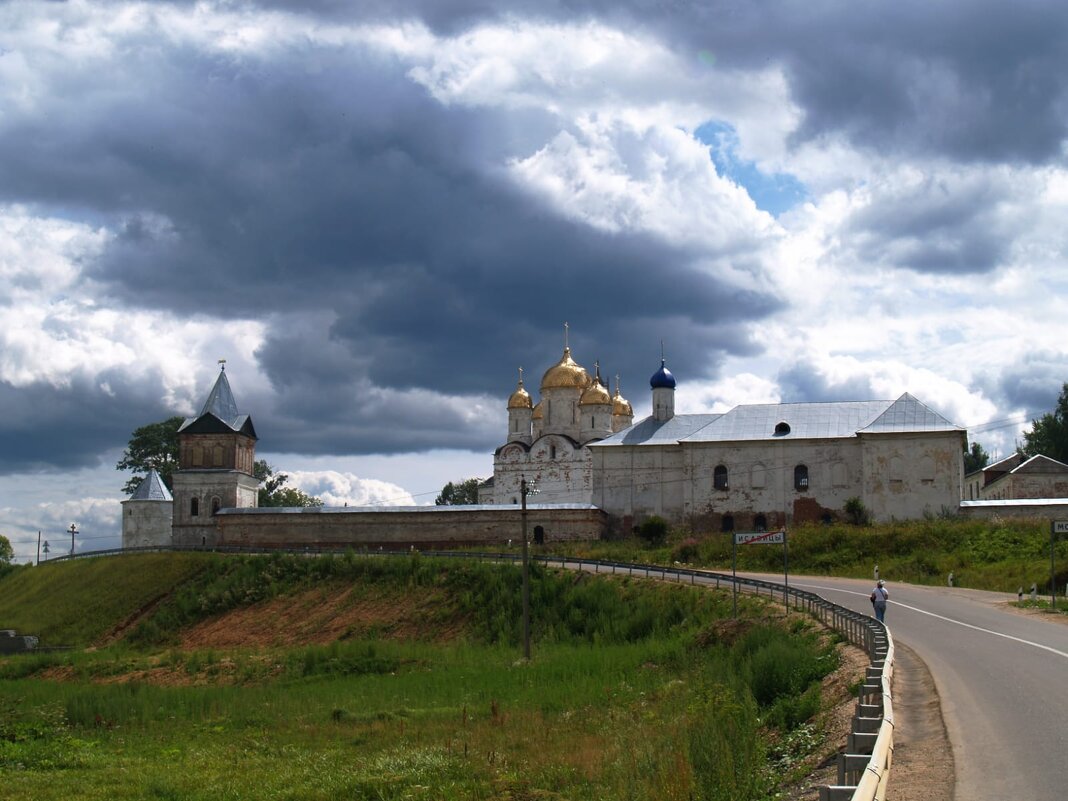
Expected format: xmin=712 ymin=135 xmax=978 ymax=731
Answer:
xmin=682 ymin=401 xmax=892 ymax=442
xmin=589 ymin=414 xmax=722 ymax=447
xmin=178 ymin=369 xmax=254 ymax=434
xmin=591 ymin=393 xmax=960 ymax=448
xmin=128 ymin=469 xmax=173 ymax=502
xmin=857 ymin=393 xmax=961 ymax=434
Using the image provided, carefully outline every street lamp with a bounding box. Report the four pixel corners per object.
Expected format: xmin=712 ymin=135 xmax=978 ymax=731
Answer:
xmin=69 ymin=523 xmax=78 ymax=557
xmin=520 ymin=477 xmax=539 ymax=660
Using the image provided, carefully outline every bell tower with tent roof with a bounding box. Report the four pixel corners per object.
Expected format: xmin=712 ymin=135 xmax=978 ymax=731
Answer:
xmin=171 ymin=361 xmax=260 ymax=547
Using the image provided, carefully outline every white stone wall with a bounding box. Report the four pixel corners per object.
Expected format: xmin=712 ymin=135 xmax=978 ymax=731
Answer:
xmin=593 ymin=431 xmax=964 ymax=526
xmin=121 ymin=500 xmax=173 ymax=548
xmin=493 ymin=435 xmax=593 ymax=505
xmin=860 ymin=432 xmax=964 ymax=520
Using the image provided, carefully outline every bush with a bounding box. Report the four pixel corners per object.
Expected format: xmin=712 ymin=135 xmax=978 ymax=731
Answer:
xmin=844 ymin=497 xmax=870 ymax=526
xmin=638 ymin=516 xmax=669 ymax=547
xmin=672 ymin=538 xmax=699 ymax=563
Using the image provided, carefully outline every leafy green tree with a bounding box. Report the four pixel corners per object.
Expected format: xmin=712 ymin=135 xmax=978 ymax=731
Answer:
xmin=116 ymin=416 xmax=185 ymax=495
xmin=254 ymin=460 xmax=323 ymax=507
xmin=963 ymin=440 xmax=990 ymax=474
xmin=0 ymin=534 xmax=13 ymax=565
xmin=435 ymin=478 xmax=483 ymax=505
xmin=1022 ymin=383 xmax=1068 ymax=464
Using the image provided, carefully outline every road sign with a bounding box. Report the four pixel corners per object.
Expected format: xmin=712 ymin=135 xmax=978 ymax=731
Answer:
xmin=1054 ymin=521 xmax=1068 ymax=535
xmin=735 ymin=530 xmax=785 ymax=545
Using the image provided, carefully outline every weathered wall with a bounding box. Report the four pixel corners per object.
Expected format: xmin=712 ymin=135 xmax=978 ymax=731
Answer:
xmin=960 ymin=500 xmax=1068 ymax=520
xmin=121 ymin=499 xmax=173 ymax=548
xmin=172 ymin=470 xmax=260 ymax=547
xmin=593 ymin=432 xmax=964 ymax=528
xmin=493 ymin=435 xmax=593 ymax=505
xmin=860 ymin=432 xmax=964 ymax=521
xmin=214 ymin=505 xmax=606 ymax=549
xmin=985 ymin=473 xmax=1068 ymax=500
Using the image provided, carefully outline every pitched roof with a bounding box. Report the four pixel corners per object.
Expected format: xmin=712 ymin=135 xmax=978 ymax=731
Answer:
xmin=1010 ymin=454 xmax=1068 ymax=474
xmin=592 ymin=393 xmax=961 ymax=448
xmin=178 ymin=369 xmax=257 ymax=437
xmin=590 ymin=414 xmax=722 ymax=447
xmin=858 ymin=393 xmax=961 ymax=434
xmin=128 ymin=468 xmax=173 ymax=501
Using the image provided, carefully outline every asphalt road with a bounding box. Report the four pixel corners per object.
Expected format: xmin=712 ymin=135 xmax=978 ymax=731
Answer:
xmin=752 ymin=573 xmax=1068 ymax=800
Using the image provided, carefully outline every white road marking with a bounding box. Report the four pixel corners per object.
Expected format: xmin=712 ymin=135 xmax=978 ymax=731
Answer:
xmin=791 ymin=581 xmax=1068 ymax=661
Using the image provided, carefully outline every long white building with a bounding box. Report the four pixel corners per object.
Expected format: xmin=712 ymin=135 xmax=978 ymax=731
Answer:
xmin=489 ymin=342 xmax=966 ymax=531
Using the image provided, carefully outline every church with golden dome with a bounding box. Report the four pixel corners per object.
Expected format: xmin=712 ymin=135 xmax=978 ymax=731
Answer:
xmin=485 ymin=335 xmax=634 ymax=506
xmin=485 ymin=330 xmax=970 ymax=532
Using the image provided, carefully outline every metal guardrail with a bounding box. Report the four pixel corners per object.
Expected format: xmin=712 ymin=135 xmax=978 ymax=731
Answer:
xmin=42 ymin=544 xmax=894 ymax=800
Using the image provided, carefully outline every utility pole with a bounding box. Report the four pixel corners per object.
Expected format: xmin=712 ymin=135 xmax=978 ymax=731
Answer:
xmin=69 ymin=523 xmax=78 ymax=557
xmin=521 ymin=477 xmax=531 ymax=660
xmin=36 ymin=531 xmax=41 ymax=566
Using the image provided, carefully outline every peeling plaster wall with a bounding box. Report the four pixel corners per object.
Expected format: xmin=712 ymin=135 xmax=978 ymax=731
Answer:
xmin=860 ymin=432 xmax=964 ymax=520
xmin=492 ymin=435 xmax=593 ymax=505
xmin=595 ymin=432 xmax=964 ymax=527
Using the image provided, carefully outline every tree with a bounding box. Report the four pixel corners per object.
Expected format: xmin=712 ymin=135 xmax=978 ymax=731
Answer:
xmin=963 ymin=441 xmax=990 ymax=474
xmin=254 ymin=460 xmax=322 ymax=507
xmin=116 ymin=416 xmax=185 ymax=495
xmin=1022 ymin=383 xmax=1068 ymax=464
xmin=0 ymin=534 xmax=13 ymax=565
xmin=435 ymin=478 xmax=483 ymax=506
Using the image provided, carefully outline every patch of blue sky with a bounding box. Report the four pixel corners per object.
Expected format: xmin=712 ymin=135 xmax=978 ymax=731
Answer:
xmin=695 ymin=120 xmax=808 ymax=216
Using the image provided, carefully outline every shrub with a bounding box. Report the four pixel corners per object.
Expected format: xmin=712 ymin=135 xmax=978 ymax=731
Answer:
xmin=638 ymin=516 xmax=669 ymax=546
xmin=844 ymin=497 xmax=870 ymax=526
xmin=672 ymin=538 xmax=700 ymax=563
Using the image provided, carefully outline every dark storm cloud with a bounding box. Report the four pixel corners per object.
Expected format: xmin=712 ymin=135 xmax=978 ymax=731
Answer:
xmin=0 ymin=373 xmax=177 ymax=478
xmin=844 ymin=173 xmax=1017 ymax=274
xmin=237 ymin=0 xmax=1068 ymax=163
xmin=984 ymin=353 xmax=1068 ymax=421
xmin=0 ymin=15 xmax=778 ymax=458
xmin=777 ymin=362 xmax=878 ymax=403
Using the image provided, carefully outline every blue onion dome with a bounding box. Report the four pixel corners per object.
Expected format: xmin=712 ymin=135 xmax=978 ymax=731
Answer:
xmin=650 ymin=359 xmax=676 ymax=389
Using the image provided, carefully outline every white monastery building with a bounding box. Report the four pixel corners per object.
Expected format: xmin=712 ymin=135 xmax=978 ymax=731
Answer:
xmin=488 ymin=339 xmax=968 ymax=532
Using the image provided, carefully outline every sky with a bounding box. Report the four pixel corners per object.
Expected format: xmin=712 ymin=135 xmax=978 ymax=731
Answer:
xmin=3 ymin=0 xmax=1068 ymax=561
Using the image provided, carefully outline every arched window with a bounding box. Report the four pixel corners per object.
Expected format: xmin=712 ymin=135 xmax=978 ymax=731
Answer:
xmin=754 ymin=513 xmax=767 ymax=532
xmin=794 ymin=464 xmax=809 ymax=491
xmin=190 ymin=497 xmax=200 ymax=517
xmin=774 ymin=421 xmax=791 ymax=436
xmin=550 ymin=444 xmax=557 ymax=460
xmin=211 ymin=496 xmax=221 ymax=515
xmin=721 ymin=514 xmax=735 ymax=533
xmin=713 ymin=465 xmax=729 ymax=490
xmin=534 ymin=525 xmax=545 ymax=545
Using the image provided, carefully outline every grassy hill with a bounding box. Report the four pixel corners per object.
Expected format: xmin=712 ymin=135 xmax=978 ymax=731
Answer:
xmin=0 ymin=553 xmax=213 ymax=646
xmin=0 ymin=551 xmax=852 ymax=801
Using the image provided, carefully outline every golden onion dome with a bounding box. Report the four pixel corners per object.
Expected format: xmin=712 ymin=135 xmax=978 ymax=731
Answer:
xmin=579 ymin=364 xmax=612 ymax=405
xmin=612 ymin=377 xmax=633 ymax=417
xmin=507 ymin=370 xmax=533 ymax=410
xmin=531 ymin=401 xmax=544 ymax=420
xmin=541 ymin=347 xmax=590 ymax=391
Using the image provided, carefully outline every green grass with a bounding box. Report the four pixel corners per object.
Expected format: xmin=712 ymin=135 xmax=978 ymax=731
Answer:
xmin=0 ymin=553 xmax=213 ymax=646
xmin=548 ymin=517 xmax=1068 ymax=593
xmin=0 ymin=554 xmax=843 ymax=801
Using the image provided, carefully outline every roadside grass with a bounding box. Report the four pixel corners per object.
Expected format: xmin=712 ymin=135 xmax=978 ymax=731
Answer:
xmin=0 ymin=555 xmax=845 ymax=801
xmin=1013 ymin=598 xmax=1068 ymax=616
xmin=547 ymin=517 xmax=1068 ymax=594
xmin=0 ymin=553 xmax=213 ymax=646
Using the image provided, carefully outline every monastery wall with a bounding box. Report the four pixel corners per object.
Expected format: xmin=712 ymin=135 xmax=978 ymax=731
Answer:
xmin=121 ymin=500 xmax=173 ymax=548
xmin=214 ymin=505 xmax=606 ymax=549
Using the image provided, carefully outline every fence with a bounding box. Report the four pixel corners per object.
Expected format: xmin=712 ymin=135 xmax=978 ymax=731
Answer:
xmin=43 ymin=544 xmax=894 ymax=800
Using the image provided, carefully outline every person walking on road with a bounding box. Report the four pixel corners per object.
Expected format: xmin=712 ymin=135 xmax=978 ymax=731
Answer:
xmin=870 ymin=579 xmax=889 ymax=623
